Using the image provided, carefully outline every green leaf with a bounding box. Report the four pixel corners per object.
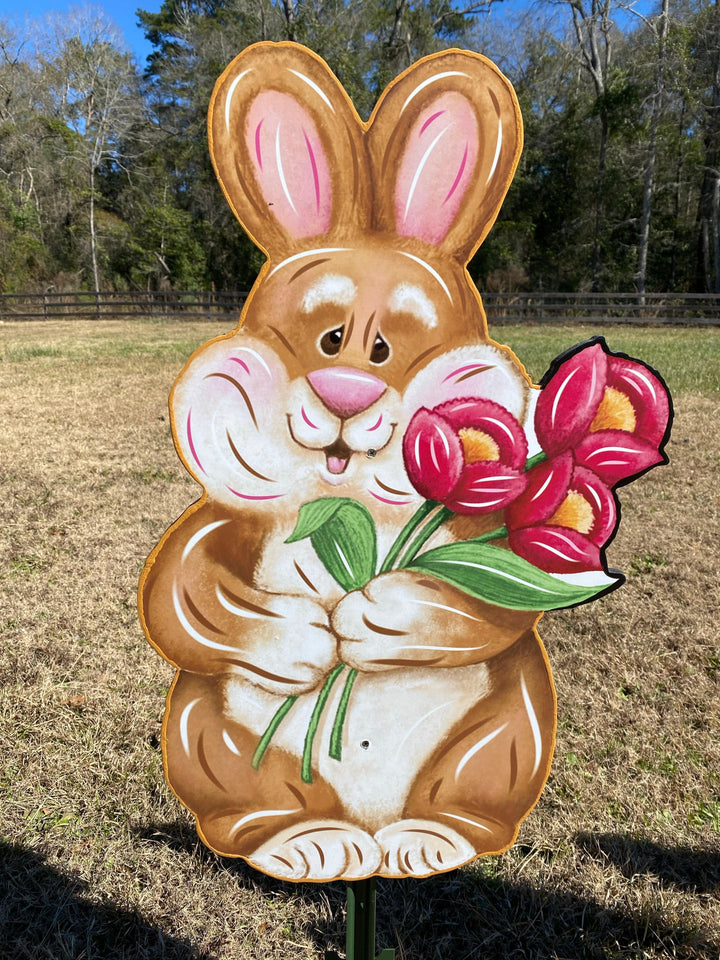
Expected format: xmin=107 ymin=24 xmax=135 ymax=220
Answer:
xmin=286 ymin=498 xmax=348 ymax=543
xmin=407 ymin=541 xmax=621 ymax=611
xmin=286 ymin=497 xmax=377 ymax=592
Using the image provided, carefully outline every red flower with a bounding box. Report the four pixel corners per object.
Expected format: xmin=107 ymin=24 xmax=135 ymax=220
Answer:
xmin=535 ymin=340 xmax=670 ymax=486
xmin=505 ymin=452 xmax=617 ymax=573
xmin=402 ymin=397 xmax=529 ymax=514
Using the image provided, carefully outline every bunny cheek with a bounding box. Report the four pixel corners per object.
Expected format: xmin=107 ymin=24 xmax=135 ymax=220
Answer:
xmin=403 ymin=342 xmax=533 ymax=426
xmin=171 ymin=337 xmax=310 ymax=508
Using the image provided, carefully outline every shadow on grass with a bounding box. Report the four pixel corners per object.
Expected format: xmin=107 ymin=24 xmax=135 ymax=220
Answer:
xmin=139 ymin=821 xmax=720 ymax=959
xmin=576 ymin=831 xmax=720 ymax=893
xmin=0 ymin=839 xmax=202 ymax=960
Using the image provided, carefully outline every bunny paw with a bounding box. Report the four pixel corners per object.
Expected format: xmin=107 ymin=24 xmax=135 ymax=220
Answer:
xmin=249 ymin=820 xmax=382 ymax=881
xmin=374 ymin=819 xmax=476 ymax=877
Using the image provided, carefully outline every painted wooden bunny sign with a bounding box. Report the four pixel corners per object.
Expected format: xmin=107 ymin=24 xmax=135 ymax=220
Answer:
xmin=139 ymin=42 xmax=671 ymax=882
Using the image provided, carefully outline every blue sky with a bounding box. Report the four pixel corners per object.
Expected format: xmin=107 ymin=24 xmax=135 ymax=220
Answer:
xmin=9 ymin=0 xmax=655 ymax=68
xmin=12 ymin=1 xmax=538 ymax=66
xmin=11 ymin=2 xmax=155 ymax=63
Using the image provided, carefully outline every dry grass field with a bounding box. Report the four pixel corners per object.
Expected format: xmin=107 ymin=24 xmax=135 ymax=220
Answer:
xmin=0 ymin=319 xmax=718 ymax=960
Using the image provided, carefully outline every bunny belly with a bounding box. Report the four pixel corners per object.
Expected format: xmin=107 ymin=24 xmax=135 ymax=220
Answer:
xmin=222 ymin=663 xmax=489 ymax=832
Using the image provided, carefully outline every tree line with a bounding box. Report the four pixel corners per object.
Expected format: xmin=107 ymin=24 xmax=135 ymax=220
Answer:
xmin=0 ymin=0 xmax=718 ymax=296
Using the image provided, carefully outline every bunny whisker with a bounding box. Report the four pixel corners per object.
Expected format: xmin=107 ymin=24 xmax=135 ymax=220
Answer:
xmin=372 ymin=475 xmax=412 ymax=497
xmin=205 ymin=372 xmax=258 ymax=428
xmin=368 ymin=491 xmax=413 ymax=506
xmin=185 ymin=409 xmax=206 ymax=475
xmin=226 ymin=487 xmax=286 ymax=501
xmin=225 ymin=429 xmax=276 ymax=483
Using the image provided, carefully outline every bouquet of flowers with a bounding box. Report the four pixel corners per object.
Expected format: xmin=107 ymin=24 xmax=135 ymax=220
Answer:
xmin=253 ymin=338 xmax=672 ymax=781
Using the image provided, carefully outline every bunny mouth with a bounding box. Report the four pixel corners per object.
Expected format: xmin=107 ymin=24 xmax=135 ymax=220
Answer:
xmin=286 ymin=414 xmax=397 ymax=482
xmin=324 ymin=438 xmax=352 ymax=475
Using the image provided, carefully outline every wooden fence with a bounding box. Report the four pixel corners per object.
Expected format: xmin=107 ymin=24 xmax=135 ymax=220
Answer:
xmin=0 ymin=289 xmax=719 ymax=325
xmin=0 ymin=290 xmax=248 ymax=321
xmin=482 ymin=291 xmax=720 ymax=325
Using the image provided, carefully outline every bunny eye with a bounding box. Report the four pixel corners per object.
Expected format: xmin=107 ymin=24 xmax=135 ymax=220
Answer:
xmin=320 ymin=326 xmax=344 ymax=356
xmin=370 ymin=333 xmax=390 ymax=364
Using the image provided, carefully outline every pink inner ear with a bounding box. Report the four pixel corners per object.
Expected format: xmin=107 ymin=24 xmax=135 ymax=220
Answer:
xmin=246 ymin=91 xmax=332 ymax=239
xmin=395 ymin=92 xmax=479 ymax=246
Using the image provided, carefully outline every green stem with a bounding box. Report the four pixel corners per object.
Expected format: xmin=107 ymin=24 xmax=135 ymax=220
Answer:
xmin=525 ymin=450 xmax=548 ymax=471
xmin=329 ymin=668 xmax=358 ymax=761
xmin=379 ymin=499 xmax=439 ymax=573
xmin=397 ymin=505 xmax=454 ymax=568
xmin=252 ymin=695 xmax=297 ymax=771
xmin=301 ymin=663 xmax=346 ymax=784
xmin=472 ymin=524 xmax=509 ymax=544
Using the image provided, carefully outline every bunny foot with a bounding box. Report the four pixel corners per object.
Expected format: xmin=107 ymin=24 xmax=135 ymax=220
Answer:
xmin=374 ymin=819 xmax=477 ymax=877
xmin=249 ymin=820 xmax=382 ymax=881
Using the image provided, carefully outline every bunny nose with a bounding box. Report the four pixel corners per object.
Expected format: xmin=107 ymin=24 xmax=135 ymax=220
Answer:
xmin=307 ymin=367 xmax=387 ymax=419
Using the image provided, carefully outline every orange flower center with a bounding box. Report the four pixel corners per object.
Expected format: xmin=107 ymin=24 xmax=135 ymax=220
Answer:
xmin=459 ymin=427 xmax=500 ymax=464
xmin=548 ymin=490 xmax=595 ymax=534
xmin=590 ymin=387 xmax=636 ymax=433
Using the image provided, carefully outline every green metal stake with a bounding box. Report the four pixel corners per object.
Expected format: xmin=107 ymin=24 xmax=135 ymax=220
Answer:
xmin=325 ymin=878 xmax=395 ymax=960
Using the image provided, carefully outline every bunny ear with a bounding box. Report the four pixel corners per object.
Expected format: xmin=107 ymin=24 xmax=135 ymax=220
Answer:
xmin=367 ymin=50 xmax=523 ymax=263
xmin=208 ymin=42 xmax=368 ymax=256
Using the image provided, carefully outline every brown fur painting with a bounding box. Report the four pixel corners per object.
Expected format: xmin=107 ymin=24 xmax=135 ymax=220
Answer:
xmin=138 ymin=42 xmax=671 ymax=882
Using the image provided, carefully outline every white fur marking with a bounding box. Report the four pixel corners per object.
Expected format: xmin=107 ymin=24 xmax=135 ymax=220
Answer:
xmin=414 ymin=599 xmax=480 ymax=621
xmin=215 ymin=584 xmax=269 ymax=620
xmin=486 ymin=118 xmax=503 ymax=184
xmin=389 ymin=283 xmax=438 ymax=328
xmin=398 ymin=252 xmax=453 ymax=304
xmin=404 ymin=126 xmax=448 ymax=223
xmin=275 ymin=124 xmax=297 ymax=214
xmin=222 ymin=729 xmax=242 ymax=756
xmin=235 ymin=347 xmax=273 ymax=377
xmin=228 ymin=807 xmax=302 ymax=840
xmin=179 ymin=698 xmax=201 ymax=758
xmin=454 ymin=723 xmax=509 ymax=781
xmin=289 ymin=69 xmax=334 ymax=111
xmin=182 ymin=520 xmax=231 ymax=564
xmin=301 ymin=274 xmax=357 ymax=313
xmin=172 ymin=581 xmax=240 ymax=652
xmin=394 ymin=701 xmax=453 ymax=758
xmin=399 ymin=71 xmax=470 ymax=114
xmin=438 ymin=811 xmax=492 ymax=833
xmin=393 ymin=644 xmax=489 ymax=652
xmin=521 ymin=671 xmax=543 ymax=778
xmin=225 ymin=67 xmax=252 ymax=131
xmin=224 ymin=69 xmax=252 ymax=132
xmin=268 ymin=248 xmax=352 ymax=279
